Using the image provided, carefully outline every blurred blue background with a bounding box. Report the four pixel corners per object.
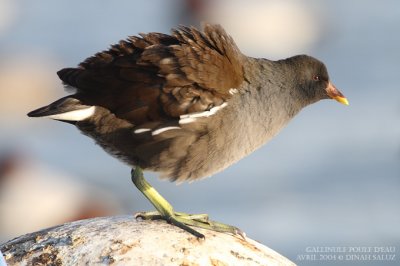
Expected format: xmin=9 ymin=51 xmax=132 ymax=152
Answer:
xmin=0 ymin=0 xmax=399 ymax=265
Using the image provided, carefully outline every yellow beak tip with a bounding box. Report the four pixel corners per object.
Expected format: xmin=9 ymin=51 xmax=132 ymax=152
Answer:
xmin=335 ymin=97 xmax=349 ymax=106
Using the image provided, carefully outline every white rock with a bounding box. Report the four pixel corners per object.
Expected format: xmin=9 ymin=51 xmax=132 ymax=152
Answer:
xmin=0 ymin=216 xmax=295 ymax=266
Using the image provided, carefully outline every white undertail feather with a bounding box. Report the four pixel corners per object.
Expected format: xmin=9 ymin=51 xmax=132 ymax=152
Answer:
xmin=46 ymin=106 xmax=96 ymax=121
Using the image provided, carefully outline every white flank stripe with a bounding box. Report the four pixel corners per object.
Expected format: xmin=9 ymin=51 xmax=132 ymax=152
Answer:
xmin=152 ymin=126 xmax=180 ymax=136
xmin=47 ymin=106 xmax=96 ymax=121
xmin=179 ymin=117 xmax=197 ymax=124
xmin=229 ymin=88 xmax=238 ymax=95
xmin=179 ymin=102 xmax=228 ymax=124
xmin=160 ymin=58 xmax=173 ymax=65
xmin=134 ymin=128 xmax=151 ymax=134
xmin=180 ymin=102 xmax=228 ymax=119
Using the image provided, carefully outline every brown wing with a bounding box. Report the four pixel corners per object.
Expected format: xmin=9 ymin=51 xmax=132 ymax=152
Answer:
xmin=58 ymin=23 xmax=245 ymax=125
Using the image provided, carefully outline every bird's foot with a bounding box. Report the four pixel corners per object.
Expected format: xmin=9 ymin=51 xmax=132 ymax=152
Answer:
xmin=134 ymin=211 xmax=245 ymax=239
xmin=135 ymin=211 xmax=210 ymax=223
xmin=131 ymin=167 xmax=245 ymax=239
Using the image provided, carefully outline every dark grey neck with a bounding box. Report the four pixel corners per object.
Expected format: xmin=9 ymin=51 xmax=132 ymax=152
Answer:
xmin=219 ymin=58 xmax=311 ymax=156
xmin=242 ymin=57 xmax=310 ymax=118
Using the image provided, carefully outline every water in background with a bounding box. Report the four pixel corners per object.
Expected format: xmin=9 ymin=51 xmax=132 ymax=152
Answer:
xmin=0 ymin=1 xmax=399 ymax=265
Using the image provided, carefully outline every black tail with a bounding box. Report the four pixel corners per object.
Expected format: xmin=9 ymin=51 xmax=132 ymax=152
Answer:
xmin=27 ymin=96 xmax=94 ymax=124
xmin=27 ymin=96 xmax=88 ymax=117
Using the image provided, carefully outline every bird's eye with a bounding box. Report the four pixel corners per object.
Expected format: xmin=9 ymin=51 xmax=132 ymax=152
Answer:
xmin=312 ymin=75 xmax=320 ymax=81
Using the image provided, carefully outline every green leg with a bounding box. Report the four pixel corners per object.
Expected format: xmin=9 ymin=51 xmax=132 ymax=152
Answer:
xmin=131 ymin=167 xmax=244 ymax=239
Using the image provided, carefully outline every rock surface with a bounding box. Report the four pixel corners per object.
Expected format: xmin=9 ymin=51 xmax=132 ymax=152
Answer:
xmin=1 ymin=216 xmax=295 ymax=266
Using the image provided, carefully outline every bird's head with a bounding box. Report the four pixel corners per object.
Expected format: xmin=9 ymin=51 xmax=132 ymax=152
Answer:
xmin=286 ymin=55 xmax=349 ymax=106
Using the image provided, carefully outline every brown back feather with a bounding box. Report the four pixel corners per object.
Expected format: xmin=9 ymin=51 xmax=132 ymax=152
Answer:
xmin=58 ymin=23 xmax=245 ymax=125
